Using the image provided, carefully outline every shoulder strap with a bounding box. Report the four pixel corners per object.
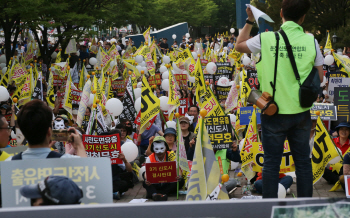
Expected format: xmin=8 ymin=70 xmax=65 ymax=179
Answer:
xmin=46 ymin=151 xmax=63 ymax=158
xmin=278 ymin=29 xmax=301 ymax=85
xmin=271 ymin=32 xmax=280 ymax=100
xmin=11 ymin=152 xmax=23 ymax=160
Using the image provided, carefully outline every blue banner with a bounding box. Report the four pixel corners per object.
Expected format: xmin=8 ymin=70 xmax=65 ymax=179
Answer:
xmin=239 ymin=106 xmax=261 ymax=126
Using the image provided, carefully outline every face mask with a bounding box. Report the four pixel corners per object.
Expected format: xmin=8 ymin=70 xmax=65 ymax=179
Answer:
xmin=54 ymin=119 xmax=65 ymax=130
xmin=153 ymin=142 xmax=166 ymax=154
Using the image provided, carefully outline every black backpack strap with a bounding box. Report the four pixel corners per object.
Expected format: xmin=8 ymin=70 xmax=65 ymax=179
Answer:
xmin=11 ymin=152 xmax=23 ymax=160
xmin=270 ymin=32 xmax=280 ymax=101
xmin=278 ymin=29 xmax=301 ymax=86
xmin=46 ymin=151 xmax=63 ymax=158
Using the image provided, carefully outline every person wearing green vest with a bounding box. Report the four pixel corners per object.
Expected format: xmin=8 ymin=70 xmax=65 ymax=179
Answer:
xmin=236 ymin=0 xmax=324 ymax=198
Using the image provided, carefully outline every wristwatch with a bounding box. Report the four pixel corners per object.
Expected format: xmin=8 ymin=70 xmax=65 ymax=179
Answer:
xmin=246 ymin=19 xmax=255 ymax=25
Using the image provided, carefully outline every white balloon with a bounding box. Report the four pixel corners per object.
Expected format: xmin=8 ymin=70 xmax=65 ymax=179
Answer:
xmin=189 ymin=76 xmax=195 ymax=83
xmin=191 ymin=52 xmax=198 ymax=59
xmin=135 ymin=55 xmax=143 ymax=63
xmin=121 ymin=142 xmax=138 ymax=162
xmin=0 ymin=63 xmax=6 ymax=69
xmin=89 ymin=57 xmax=97 ymax=65
xmin=0 ymin=86 xmax=10 ymax=101
xmin=140 ymin=61 xmax=146 ymax=67
xmin=163 ymin=56 xmax=170 ymax=64
xmin=165 ymin=121 xmax=176 ymax=129
xmin=337 ymin=51 xmax=343 ymax=55
xmin=217 ymin=77 xmax=230 ymax=86
xmin=185 ymin=33 xmax=190 ymax=38
xmin=230 ymin=28 xmax=235 ymax=33
xmin=162 ymin=71 xmax=169 ymax=80
xmin=329 ymin=148 xmax=342 ymax=164
xmin=2 ymin=67 xmax=7 ymax=74
xmin=76 ymin=51 xmax=80 ymax=56
xmin=138 ymin=166 xmax=145 ymax=181
xmin=224 ymin=47 xmax=228 ymax=51
xmin=278 ymin=183 xmax=287 ymax=198
xmin=51 ymin=52 xmax=57 ymax=59
xmin=90 ymin=45 xmax=97 ymax=52
xmin=137 ymin=82 xmax=142 ymax=88
xmin=136 ymin=65 xmax=142 ymax=72
xmin=135 ymin=97 xmax=141 ymax=113
xmin=121 ymin=50 xmax=125 ymax=55
xmin=161 ymin=79 xmax=169 ymax=91
xmin=206 ymin=62 xmax=217 ymax=75
xmin=110 ymin=61 xmax=116 ymax=67
xmin=159 ymin=96 xmax=170 ymax=111
xmin=141 ymin=66 xmax=148 ymax=74
xmin=324 ymin=55 xmax=334 ymax=66
xmin=88 ymin=94 xmax=94 ymax=106
xmin=229 ymin=81 xmax=234 ymax=86
xmin=0 ymin=55 xmax=6 ymax=64
xmin=172 ymin=34 xmax=177 ymax=39
xmin=243 ymin=56 xmax=251 ymax=66
xmin=159 ymin=66 xmax=167 ymax=73
xmin=88 ymin=42 xmax=92 ymax=46
xmin=106 ymin=98 xmax=123 ymax=116
xmin=134 ymin=88 xmax=141 ymax=99
xmin=231 ymin=161 xmax=239 ymax=170
xmin=110 ymin=38 xmax=116 ymax=43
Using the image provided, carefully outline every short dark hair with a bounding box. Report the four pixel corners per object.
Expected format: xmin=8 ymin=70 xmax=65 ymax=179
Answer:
xmin=17 ymin=100 xmax=53 ymax=145
xmin=189 ymin=105 xmax=199 ymax=113
xmin=86 ymin=107 xmax=91 ymax=113
xmin=282 ymin=0 xmax=311 ymax=23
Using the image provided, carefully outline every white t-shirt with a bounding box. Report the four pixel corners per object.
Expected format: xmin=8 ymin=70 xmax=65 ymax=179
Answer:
xmin=246 ymin=34 xmax=324 ymax=66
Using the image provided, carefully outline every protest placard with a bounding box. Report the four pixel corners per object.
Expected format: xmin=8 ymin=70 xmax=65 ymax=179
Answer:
xmin=205 ymin=115 xmax=233 ymax=150
xmin=112 ymin=79 xmax=125 ymax=97
xmin=178 ymin=98 xmax=189 ymax=116
xmin=215 ymin=62 xmax=233 ymax=74
xmin=214 ymin=85 xmax=231 ymax=101
xmin=246 ymin=70 xmax=259 ymax=90
xmin=1 ymin=158 xmax=112 ymax=207
xmin=327 ymin=77 xmax=350 ymax=102
xmin=240 ymin=107 xmax=261 ymax=125
xmin=204 ymin=74 xmax=214 ymax=84
xmin=310 ymin=103 xmax=337 ymax=120
xmin=175 ymin=74 xmax=188 ymax=86
xmin=251 ymin=141 xmax=295 ymax=173
xmin=148 ymin=73 xmax=161 ymax=86
xmin=334 ymin=87 xmax=350 ymax=122
xmin=83 ymin=134 xmax=122 ymax=164
xmin=71 ymin=89 xmax=82 ymax=105
xmin=145 ymin=161 xmax=177 ymax=184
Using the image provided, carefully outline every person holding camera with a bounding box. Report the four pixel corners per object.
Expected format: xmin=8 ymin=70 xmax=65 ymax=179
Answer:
xmin=236 ymin=0 xmax=323 ymax=198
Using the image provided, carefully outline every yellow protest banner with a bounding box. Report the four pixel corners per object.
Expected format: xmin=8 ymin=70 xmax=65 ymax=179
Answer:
xmin=324 ymin=32 xmax=332 ymax=53
xmin=140 ymin=76 xmax=160 ymax=134
xmin=240 ymin=109 xmax=258 ymax=167
xmin=167 ymin=70 xmax=180 ymax=120
xmin=311 ymin=116 xmax=340 ymax=184
xmin=333 ymin=52 xmax=350 ymax=77
xmin=194 ymin=58 xmax=206 ymax=105
xmin=251 ymin=141 xmax=295 ymax=173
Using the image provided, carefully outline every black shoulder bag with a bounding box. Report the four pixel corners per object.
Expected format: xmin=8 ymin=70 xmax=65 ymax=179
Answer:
xmin=278 ymin=29 xmax=320 ymax=108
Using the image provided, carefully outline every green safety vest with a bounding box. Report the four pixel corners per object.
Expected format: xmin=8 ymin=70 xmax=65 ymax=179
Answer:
xmin=256 ymin=21 xmax=316 ymax=114
xmin=215 ymin=149 xmax=230 ymax=175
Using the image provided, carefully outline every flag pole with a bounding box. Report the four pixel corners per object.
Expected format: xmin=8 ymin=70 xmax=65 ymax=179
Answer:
xmin=175 ymin=115 xmax=180 ymax=199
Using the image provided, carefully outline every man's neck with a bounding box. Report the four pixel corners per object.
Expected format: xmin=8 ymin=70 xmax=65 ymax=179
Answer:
xmin=193 ymin=117 xmax=198 ymax=122
xmin=28 ymin=142 xmax=50 ymax=148
xmin=340 ymin=137 xmax=348 ymax=145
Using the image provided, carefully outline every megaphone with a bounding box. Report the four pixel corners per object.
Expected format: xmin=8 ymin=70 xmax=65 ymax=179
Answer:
xmin=247 ymin=90 xmax=278 ymax=116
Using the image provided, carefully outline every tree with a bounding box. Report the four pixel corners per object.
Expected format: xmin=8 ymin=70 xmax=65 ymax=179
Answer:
xmin=212 ymin=0 xmax=236 ymax=33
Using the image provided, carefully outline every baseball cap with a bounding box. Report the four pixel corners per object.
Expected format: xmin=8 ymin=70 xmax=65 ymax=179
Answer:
xmin=179 ymin=116 xmax=190 ymax=124
xmin=125 ymin=39 xmax=129 ymax=42
xmin=164 ymin=127 xmax=176 ymax=136
xmin=20 ymin=176 xmax=83 ymax=205
xmin=0 ymin=104 xmax=10 ymax=110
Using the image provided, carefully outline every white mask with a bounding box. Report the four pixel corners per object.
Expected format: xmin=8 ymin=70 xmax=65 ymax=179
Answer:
xmin=153 ymin=142 xmax=166 ymax=154
xmin=54 ymin=119 xmax=65 ymax=130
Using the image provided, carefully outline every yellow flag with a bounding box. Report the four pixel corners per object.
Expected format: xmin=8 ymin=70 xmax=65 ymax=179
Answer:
xmin=123 ymin=60 xmax=141 ymax=78
xmin=18 ymin=74 xmax=32 ymax=106
xmin=55 ymin=51 xmax=61 ymax=63
xmin=333 ymin=52 xmax=350 ymax=77
xmin=311 ymin=116 xmax=340 ymax=184
xmin=63 ymin=74 xmax=72 ymax=115
xmin=167 ymin=70 xmax=180 ymax=120
xmin=140 ymin=76 xmax=160 ymax=134
xmin=324 ymin=32 xmax=332 ymax=53
xmin=79 ymin=63 xmax=87 ymax=90
xmin=241 ymin=68 xmax=251 ymax=107
xmin=186 ymin=118 xmax=229 ymax=201
xmin=143 ymin=26 xmax=151 ymax=45
xmin=239 ymin=109 xmax=258 ymax=180
xmin=194 ymin=58 xmax=206 ymax=105
xmin=329 ymin=181 xmax=342 ymax=192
